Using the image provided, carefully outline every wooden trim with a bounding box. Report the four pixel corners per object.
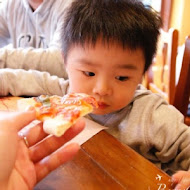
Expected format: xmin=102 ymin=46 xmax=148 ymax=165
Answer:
xmin=173 ymin=36 xmax=190 ymax=116
xmin=160 ymin=0 xmax=172 ymax=31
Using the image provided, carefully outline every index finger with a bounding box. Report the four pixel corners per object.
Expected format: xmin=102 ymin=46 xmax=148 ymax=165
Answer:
xmin=29 ymin=119 xmax=85 ymax=162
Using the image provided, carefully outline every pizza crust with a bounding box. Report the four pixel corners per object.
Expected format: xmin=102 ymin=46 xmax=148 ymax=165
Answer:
xmin=17 ymin=98 xmax=36 ymax=111
xmin=43 ymin=116 xmax=73 ymax=137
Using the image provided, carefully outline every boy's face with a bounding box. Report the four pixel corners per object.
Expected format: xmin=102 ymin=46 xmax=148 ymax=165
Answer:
xmin=65 ymin=39 xmax=145 ymax=115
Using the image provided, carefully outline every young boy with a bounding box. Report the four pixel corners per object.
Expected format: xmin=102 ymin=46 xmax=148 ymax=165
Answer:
xmin=0 ymin=0 xmax=190 ymax=189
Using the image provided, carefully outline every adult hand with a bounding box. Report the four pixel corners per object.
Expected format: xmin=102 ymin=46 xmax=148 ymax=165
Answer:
xmin=0 ymin=110 xmax=85 ymax=190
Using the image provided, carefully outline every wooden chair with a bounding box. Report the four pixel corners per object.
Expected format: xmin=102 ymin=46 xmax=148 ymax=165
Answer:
xmin=173 ymin=35 xmax=190 ymax=126
xmin=144 ymin=28 xmax=179 ymax=104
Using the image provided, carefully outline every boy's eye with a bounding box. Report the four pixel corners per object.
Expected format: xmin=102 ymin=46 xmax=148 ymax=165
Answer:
xmin=83 ymin=71 xmax=95 ymax=77
xmin=115 ymin=76 xmax=129 ymax=81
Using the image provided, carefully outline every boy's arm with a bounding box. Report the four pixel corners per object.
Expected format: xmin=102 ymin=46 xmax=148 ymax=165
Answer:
xmin=149 ymin=103 xmax=190 ymax=173
xmin=0 ymin=47 xmax=68 ymax=78
xmin=143 ymin=99 xmax=190 ymax=189
xmin=0 ymin=68 xmax=68 ymax=97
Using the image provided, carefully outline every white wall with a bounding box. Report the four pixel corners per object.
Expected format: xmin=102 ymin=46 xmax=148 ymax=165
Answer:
xmin=170 ymin=0 xmax=190 ymax=45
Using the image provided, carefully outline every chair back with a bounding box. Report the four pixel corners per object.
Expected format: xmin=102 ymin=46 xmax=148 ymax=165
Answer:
xmin=173 ymin=35 xmax=190 ymax=123
xmin=148 ymin=28 xmax=179 ymax=104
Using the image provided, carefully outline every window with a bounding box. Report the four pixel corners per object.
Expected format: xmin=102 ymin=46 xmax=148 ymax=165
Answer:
xmin=142 ymin=0 xmax=162 ymax=12
xmin=142 ymin=0 xmax=172 ymax=31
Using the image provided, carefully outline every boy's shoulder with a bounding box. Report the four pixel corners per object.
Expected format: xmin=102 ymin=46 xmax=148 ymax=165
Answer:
xmin=133 ymin=84 xmax=166 ymax=102
xmin=131 ymin=84 xmax=184 ymax=123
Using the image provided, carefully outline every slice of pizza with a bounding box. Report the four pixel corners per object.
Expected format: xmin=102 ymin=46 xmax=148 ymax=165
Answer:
xmin=17 ymin=93 xmax=98 ymax=137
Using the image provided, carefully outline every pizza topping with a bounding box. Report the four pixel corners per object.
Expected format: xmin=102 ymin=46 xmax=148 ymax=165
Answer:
xmin=35 ymin=95 xmax=51 ymax=107
xmin=61 ymin=93 xmax=98 ymax=108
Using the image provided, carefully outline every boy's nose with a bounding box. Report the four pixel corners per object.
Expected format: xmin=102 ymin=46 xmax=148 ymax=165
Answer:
xmin=92 ymin=79 xmax=112 ymax=96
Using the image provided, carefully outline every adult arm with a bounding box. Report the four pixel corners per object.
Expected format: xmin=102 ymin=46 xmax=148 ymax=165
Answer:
xmin=0 ymin=68 xmax=68 ymax=97
xmin=0 ymin=47 xmax=67 ymax=78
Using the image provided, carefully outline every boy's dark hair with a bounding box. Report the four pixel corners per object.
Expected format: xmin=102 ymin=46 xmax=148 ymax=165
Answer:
xmin=62 ymin=0 xmax=162 ymax=72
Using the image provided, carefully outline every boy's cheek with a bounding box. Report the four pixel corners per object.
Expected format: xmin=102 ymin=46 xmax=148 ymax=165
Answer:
xmin=68 ymin=81 xmax=87 ymax=94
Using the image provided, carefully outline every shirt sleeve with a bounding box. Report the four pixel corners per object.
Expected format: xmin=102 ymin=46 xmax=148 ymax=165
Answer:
xmin=148 ymin=101 xmax=190 ymax=173
xmin=122 ymin=91 xmax=190 ymax=174
xmin=0 ymin=47 xmax=68 ymax=78
xmin=0 ymin=68 xmax=69 ymax=97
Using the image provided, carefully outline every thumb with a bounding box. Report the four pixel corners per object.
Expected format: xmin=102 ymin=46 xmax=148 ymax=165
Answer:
xmin=0 ymin=110 xmax=36 ymax=132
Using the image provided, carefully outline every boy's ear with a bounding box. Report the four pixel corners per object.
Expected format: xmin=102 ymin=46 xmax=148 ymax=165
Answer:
xmin=62 ymin=52 xmax=67 ymax=66
xmin=62 ymin=52 xmax=68 ymax=73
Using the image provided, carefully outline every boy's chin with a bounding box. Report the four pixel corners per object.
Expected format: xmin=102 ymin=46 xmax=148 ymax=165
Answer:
xmin=92 ymin=106 xmax=126 ymax=115
xmin=92 ymin=109 xmax=114 ymax=115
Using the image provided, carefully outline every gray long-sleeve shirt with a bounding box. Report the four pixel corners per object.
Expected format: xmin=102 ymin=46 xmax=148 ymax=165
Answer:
xmin=0 ymin=0 xmax=71 ymax=77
